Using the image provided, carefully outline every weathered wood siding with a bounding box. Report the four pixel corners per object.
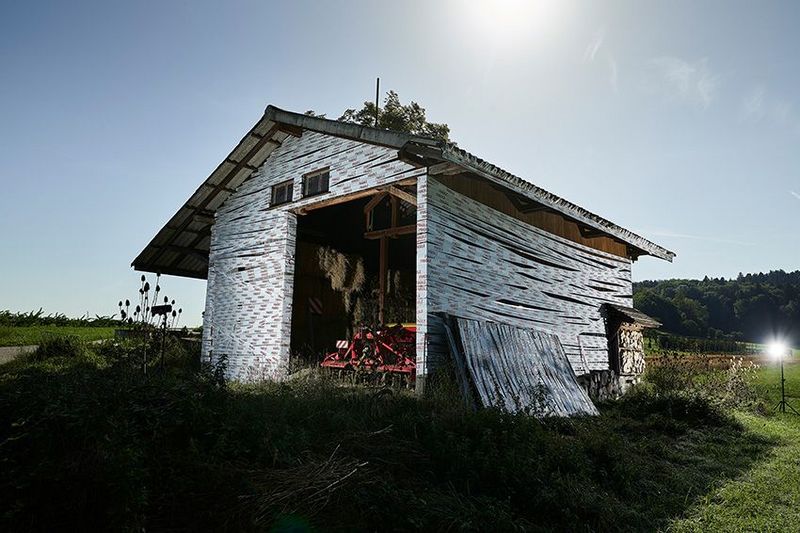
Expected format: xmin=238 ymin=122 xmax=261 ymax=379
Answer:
xmin=425 ymin=176 xmax=633 ymax=374
xmin=202 ymin=131 xmax=424 ymax=380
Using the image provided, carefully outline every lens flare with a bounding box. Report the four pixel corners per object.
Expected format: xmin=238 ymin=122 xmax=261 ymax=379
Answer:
xmin=769 ymin=342 xmax=788 ymax=358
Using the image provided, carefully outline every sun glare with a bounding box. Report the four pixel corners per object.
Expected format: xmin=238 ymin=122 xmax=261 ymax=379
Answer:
xmin=462 ymin=0 xmax=565 ymax=48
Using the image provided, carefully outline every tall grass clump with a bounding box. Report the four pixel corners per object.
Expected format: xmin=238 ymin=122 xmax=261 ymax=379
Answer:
xmin=29 ymin=335 xmax=86 ymax=361
xmin=643 ymin=351 xmax=763 ymax=412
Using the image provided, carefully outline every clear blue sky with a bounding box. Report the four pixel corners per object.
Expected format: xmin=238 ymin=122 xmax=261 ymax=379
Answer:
xmin=2 ymin=1 xmax=799 ymax=325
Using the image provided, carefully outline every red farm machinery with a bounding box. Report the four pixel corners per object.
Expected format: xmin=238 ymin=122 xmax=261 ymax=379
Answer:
xmin=321 ymin=323 xmax=417 ymax=386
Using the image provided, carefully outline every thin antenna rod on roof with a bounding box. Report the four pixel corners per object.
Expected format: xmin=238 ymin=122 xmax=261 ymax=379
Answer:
xmin=375 ymin=77 xmax=380 ymax=128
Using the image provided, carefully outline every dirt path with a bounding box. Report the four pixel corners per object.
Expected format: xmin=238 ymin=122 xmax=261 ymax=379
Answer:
xmin=0 ymin=345 xmax=36 ymax=365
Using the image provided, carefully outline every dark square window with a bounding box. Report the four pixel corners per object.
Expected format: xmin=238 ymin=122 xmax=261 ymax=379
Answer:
xmin=271 ymin=179 xmax=293 ymax=206
xmin=302 ymin=169 xmax=330 ymax=197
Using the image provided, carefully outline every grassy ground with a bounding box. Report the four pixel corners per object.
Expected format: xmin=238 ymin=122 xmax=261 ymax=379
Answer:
xmin=0 ymin=325 xmax=116 ymax=347
xmin=1 ymin=340 xmax=799 ymax=531
xmin=669 ymin=363 xmax=800 ymax=532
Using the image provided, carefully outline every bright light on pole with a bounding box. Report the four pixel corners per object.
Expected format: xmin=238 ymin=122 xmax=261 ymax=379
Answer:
xmin=770 ymin=340 xmax=798 ymax=415
xmin=769 ymin=342 xmax=788 ymax=359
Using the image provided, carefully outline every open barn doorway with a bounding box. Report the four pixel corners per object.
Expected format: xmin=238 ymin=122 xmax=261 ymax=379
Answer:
xmin=289 ymin=188 xmax=418 ymax=368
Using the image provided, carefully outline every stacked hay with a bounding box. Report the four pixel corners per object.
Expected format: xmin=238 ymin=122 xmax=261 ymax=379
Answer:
xmin=317 ymin=246 xmax=368 ymax=329
xmin=384 ymin=270 xmax=415 ymax=324
xmin=316 ymin=246 xmax=415 ymax=328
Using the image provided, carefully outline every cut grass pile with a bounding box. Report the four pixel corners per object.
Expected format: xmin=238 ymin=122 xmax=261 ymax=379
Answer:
xmin=0 ymin=325 xmax=116 ymax=347
xmin=2 ymin=342 xmax=795 ymax=532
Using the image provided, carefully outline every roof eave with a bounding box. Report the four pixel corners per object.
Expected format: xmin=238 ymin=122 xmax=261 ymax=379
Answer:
xmin=433 ymin=145 xmax=675 ymax=262
xmin=131 ymin=107 xmax=442 ymax=278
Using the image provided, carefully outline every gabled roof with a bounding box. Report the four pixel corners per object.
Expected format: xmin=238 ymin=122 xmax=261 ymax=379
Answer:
xmin=132 ymin=105 xmax=675 ymax=279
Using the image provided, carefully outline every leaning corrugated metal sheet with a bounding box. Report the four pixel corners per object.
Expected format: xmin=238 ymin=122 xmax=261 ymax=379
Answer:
xmin=445 ymin=316 xmax=599 ymax=417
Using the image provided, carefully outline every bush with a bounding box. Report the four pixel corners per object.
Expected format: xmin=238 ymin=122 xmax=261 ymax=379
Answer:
xmin=30 ymin=335 xmax=85 ymax=361
xmin=95 ymin=335 xmax=199 ymax=374
xmin=618 ymin=386 xmax=731 ymax=428
xmin=643 ymin=351 xmax=762 ymax=412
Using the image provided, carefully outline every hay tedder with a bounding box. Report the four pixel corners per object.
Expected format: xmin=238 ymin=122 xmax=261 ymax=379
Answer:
xmin=321 ymin=324 xmax=417 ymax=386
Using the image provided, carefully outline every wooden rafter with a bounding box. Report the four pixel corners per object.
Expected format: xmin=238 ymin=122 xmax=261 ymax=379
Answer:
xmin=193 ymin=214 xmax=215 ymax=225
xmin=379 ymin=185 xmax=417 ymax=207
xmin=295 ymin=189 xmax=381 ymax=216
xmin=201 ymin=183 xmax=237 ymax=194
xmin=506 ymin=191 xmax=549 ymax=214
xmin=134 ymin=264 xmax=209 ymax=280
xmin=155 ymin=123 xmax=283 ymax=269
xmin=579 ymin=225 xmax=606 ymax=239
xmin=277 ymin=123 xmax=303 ymax=137
xmin=156 ymin=244 xmax=209 ymax=263
xmin=363 ymin=192 xmax=388 ymax=214
xmin=164 ymin=225 xmax=211 ymax=236
xmin=427 ymin=162 xmax=463 ymax=176
xmin=225 ymin=158 xmax=258 ymax=171
xmin=363 ymin=224 xmax=416 ymax=240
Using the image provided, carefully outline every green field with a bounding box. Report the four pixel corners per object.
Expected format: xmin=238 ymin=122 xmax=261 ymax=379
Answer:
xmin=669 ymin=363 xmax=800 ymax=531
xmin=0 ymin=326 xmax=116 ymax=347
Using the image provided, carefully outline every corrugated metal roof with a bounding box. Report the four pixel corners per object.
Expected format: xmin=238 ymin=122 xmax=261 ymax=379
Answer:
xmin=132 ymin=105 xmax=675 ymax=278
xmin=444 ymin=316 xmax=599 ymax=417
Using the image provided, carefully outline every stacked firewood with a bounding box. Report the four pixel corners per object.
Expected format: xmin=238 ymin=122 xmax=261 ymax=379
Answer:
xmin=618 ymin=327 xmax=646 ymax=375
xmin=577 ymin=370 xmax=623 ymax=402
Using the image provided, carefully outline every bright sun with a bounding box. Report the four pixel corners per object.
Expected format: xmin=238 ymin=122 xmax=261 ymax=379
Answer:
xmin=461 ymin=0 xmax=565 ymax=48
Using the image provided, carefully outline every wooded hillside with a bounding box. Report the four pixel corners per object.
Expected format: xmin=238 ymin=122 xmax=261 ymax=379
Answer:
xmin=633 ymin=270 xmax=800 ymax=342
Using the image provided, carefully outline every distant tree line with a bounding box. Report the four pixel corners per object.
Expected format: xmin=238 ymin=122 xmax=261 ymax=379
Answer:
xmin=644 ymin=332 xmax=759 ymax=355
xmin=634 ymin=270 xmax=800 ymax=343
xmin=0 ymin=309 xmax=120 ymax=328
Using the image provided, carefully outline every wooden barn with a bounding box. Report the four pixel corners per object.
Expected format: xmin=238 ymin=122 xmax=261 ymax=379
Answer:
xmin=133 ymin=106 xmax=674 ymax=394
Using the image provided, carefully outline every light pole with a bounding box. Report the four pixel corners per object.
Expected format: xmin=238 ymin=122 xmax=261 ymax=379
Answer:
xmin=770 ymin=342 xmax=798 ymax=415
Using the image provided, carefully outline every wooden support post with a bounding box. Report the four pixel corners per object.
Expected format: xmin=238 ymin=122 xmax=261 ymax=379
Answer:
xmin=379 ymin=236 xmax=387 ymax=325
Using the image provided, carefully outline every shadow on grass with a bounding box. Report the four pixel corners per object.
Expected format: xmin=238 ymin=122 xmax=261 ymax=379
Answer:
xmin=0 ymin=356 xmax=779 ymax=532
